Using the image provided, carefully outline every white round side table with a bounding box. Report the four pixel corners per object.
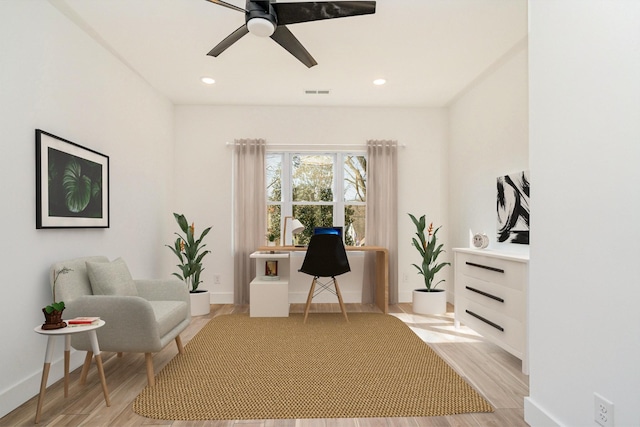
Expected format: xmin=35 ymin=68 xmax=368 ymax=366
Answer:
xmin=33 ymin=320 xmax=110 ymax=423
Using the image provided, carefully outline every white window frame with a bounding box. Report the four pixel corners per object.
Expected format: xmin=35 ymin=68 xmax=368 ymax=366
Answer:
xmin=266 ymin=150 xmax=366 ymax=242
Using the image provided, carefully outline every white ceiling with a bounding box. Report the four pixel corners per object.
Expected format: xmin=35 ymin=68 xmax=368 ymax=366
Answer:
xmin=50 ymin=0 xmax=528 ymax=107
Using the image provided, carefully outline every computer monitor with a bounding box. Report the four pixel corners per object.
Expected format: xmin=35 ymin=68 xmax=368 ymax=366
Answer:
xmin=313 ymin=226 xmax=343 ymax=237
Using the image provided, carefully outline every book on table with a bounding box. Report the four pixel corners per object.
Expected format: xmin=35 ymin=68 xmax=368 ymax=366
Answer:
xmin=67 ymin=316 xmax=100 ymax=326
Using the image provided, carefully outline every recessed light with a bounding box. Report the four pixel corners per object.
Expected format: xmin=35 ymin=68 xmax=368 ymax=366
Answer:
xmin=201 ymin=76 xmax=215 ymax=85
xmin=373 ymin=78 xmax=386 ymax=86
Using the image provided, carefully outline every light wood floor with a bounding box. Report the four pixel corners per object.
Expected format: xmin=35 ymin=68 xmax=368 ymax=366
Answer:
xmin=1 ymin=303 xmax=529 ymax=427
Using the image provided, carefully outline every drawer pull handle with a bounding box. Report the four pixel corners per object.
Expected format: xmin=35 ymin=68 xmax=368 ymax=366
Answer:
xmin=465 ymin=310 xmax=505 ymax=332
xmin=465 ymin=286 xmax=505 ymax=303
xmin=466 ymin=261 xmax=505 ymax=274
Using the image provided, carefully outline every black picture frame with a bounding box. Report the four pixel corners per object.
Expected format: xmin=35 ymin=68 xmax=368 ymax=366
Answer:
xmin=496 ymin=170 xmax=529 ymax=244
xmin=36 ymin=129 xmax=109 ymax=229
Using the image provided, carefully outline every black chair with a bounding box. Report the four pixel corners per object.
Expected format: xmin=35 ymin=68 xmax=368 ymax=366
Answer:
xmin=299 ymin=233 xmax=351 ymax=323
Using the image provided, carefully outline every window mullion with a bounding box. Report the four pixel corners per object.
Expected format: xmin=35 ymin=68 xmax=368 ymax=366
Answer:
xmin=282 ymin=152 xmax=292 ymax=217
xmin=334 ymin=153 xmax=345 ymax=227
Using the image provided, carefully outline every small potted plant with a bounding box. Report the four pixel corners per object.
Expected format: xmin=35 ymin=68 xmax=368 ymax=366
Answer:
xmin=266 ymin=229 xmax=278 ymax=246
xmin=409 ymin=213 xmax=451 ymax=314
xmin=167 ymin=213 xmax=212 ymax=316
xmin=42 ymin=267 xmax=72 ymax=329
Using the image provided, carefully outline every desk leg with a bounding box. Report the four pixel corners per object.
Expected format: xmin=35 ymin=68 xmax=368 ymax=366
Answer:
xmin=34 ymin=336 xmax=56 ymax=423
xmin=375 ymin=250 xmax=389 ymax=314
xmin=87 ymin=330 xmax=111 ymax=407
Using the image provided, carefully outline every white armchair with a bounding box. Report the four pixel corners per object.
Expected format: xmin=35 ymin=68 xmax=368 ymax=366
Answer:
xmin=51 ymin=256 xmax=190 ymax=386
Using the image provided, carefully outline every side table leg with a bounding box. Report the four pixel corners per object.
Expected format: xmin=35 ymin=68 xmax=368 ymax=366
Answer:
xmin=79 ymin=351 xmax=93 ymax=385
xmin=87 ymin=331 xmax=111 ymax=407
xmin=35 ymin=336 xmax=56 ymax=423
xmin=93 ymin=354 xmax=110 ymax=406
xmin=64 ymin=335 xmax=70 ymax=398
xmin=34 ymin=363 xmax=50 ymax=424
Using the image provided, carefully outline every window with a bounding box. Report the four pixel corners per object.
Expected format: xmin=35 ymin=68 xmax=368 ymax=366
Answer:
xmin=266 ymin=152 xmax=366 ymax=246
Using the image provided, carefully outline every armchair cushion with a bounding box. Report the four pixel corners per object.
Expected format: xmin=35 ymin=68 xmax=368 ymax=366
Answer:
xmin=86 ymin=257 xmax=138 ymax=296
xmin=149 ymin=300 xmax=189 ymax=338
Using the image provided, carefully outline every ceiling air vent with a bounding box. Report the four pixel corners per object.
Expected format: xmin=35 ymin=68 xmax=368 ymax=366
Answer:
xmin=305 ymin=90 xmax=331 ymax=95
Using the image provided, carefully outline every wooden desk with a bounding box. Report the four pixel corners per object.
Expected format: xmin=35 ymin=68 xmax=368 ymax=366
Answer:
xmin=258 ymin=245 xmax=389 ymax=314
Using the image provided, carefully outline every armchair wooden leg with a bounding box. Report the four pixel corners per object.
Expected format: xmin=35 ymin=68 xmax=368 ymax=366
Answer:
xmin=303 ymin=278 xmax=318 ymax=324
xmin=79 ymin=351 xmax=93 ymax=385
xmin=145 ymin=353 xmax=155 ymax=387
xmin=175 ymin=335 xmax=184 ymax=354
xmin=333 ymin=277 xmax=349 ymax=322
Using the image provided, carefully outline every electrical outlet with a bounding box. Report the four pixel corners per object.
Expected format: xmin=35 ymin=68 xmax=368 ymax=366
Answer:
xmin=402 ymin=273 xmax=409 ymax=283
xmin=594 ymin=393 xmax=614 ymax=427
xmin=213 ymin=275 xmax=221 ymax=284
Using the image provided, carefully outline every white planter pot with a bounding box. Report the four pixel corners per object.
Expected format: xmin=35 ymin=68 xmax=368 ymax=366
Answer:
xmin=412 ymin=289 xmax=447 ymax=315
xmin=190 ymin=290 xmax=211 ymax=316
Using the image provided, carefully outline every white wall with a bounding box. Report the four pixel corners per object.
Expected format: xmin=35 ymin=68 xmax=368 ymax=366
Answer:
xmin=525 ymin=1 xmax=640 ymax=426
xmin=0 ymin=2 xmax=174 ymax=417
xmin=173 ymin=106 xmax=449 ymax=303
xmin=448 ymin=40 xmax=529 ymax=255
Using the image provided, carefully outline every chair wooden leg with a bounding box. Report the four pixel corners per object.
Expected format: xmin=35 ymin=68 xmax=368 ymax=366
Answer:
xmin=117 ymin=352 xmax=123 ymax=358
xmin=333 ymin=277 xmax=349 ymax=322
xmin=303 ymin=278 xmax=317 ymax=324
xmin=145 ymin=353 xmax=155 ymax=387
xmin=175 ymin=335 xmax=184 ymax=354
xmin=79 ymin=351 xmax=93 ymax=385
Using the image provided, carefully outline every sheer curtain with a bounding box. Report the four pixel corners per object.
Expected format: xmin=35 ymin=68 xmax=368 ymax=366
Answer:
xmin=363 ymin=140 xmax=398 ymax=304
xmin=233 ymin=139 xmax=266 ymax=304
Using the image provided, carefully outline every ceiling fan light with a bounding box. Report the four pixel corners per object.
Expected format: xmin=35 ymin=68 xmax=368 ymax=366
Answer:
xmin=247 ymin=17 xmax=275 ymax=37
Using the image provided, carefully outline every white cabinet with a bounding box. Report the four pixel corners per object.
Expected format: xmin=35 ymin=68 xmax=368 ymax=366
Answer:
xmin=453 ymin=248 xmax=529 ymax=374
xmin=249 ymin=251 xmax=290 ymax=317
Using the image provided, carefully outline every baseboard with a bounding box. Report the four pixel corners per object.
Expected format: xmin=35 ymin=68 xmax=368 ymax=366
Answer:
xmin=209 ymin=291 xmax=233 ymax=304
xmin=524 ymin=396 xmax=564 ymax=427
xmin=0 ymin=350 xmax=85 ymax=419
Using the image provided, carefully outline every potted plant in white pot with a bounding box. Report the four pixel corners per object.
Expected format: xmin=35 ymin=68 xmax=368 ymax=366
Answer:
xmin=266 ymin=228 xmax=278 ymax=246
xmin=167 ymin=213 xmax=212 ymax=316
xmin=409 ymin=213 xmax=451 ymax=315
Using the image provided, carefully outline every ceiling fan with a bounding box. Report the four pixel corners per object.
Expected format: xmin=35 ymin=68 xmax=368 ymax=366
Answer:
xmin=204 ymin=0 xmax=376 ymax=68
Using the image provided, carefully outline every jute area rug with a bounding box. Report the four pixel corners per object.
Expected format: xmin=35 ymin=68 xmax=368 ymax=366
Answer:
xmin=133 ymin=313 xmax=493 ymax=420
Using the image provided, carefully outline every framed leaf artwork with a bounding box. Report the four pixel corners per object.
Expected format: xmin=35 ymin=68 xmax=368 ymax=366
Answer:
xmin=36 ymin=129 xmax=109 ymax=228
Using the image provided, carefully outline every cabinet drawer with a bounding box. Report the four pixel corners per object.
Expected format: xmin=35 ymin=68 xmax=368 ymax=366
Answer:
xmin=456 ymin=297 xmax=524 ymax=356
xmin=456 ymin=253 xmax=526 ymax=291
xmin=457 ymin=276 xmax=525 ymax=321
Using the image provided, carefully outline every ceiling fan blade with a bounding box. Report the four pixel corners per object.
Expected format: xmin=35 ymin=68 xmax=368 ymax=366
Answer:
xmin=203 ymin=0 xmax=247 ymax=13
xmin=207 ymin=25 xmax=250 ymax=57
xmin=270 ymin=26 xmax=317 ymax=68
xmin=273 ymin=1 xmax=376 ymax=25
